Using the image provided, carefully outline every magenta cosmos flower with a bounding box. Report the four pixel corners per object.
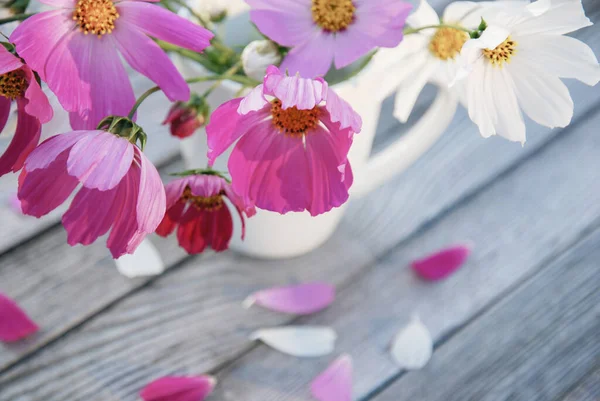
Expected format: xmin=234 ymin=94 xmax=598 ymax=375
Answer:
xmin=248 ymin=0 xmax=412 ymax=78
xmin=0 ymin=45 xmax=52 ymax=177
xmin=156 ymin=174 xmax=255 ymax=254
xmin=206 ymin=66 xmax=361 ymax=216
xmin=18 ymin=129 xmax=166 ymax=258
xmin=10 ymin=0 xmax=213 ymax=129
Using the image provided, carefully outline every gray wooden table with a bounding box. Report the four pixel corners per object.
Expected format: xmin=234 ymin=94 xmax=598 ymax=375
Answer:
xmin=1 ymin=1 xmax=600 ymax=399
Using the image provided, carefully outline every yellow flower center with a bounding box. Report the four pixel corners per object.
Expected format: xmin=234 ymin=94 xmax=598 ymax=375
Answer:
xmin=428 ymin=27 xmax=469 ymax=61
xmin=0 ymin=70 xmax=26 ymax=100
xmin=181 ymin=187 xmax=224 ymax=211
xmin=311 ymin=0 xmax=356 ymax=32
xmin=73 ymin=0 xmax=119 ymax=37
xmin=483 ymin=37 xmax=517 ymax=67
xmin=271 ymin=100 xmax=321 ymax=137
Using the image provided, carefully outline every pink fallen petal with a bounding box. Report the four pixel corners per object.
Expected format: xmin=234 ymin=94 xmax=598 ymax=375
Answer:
xmin=140 ymin=375 xmax=217 ymax=401
xmin=243 ymin=282 xmax=335 ymax=315
xmin=411 ymin=243 xmax=472 ymax=281
xmin=311 ymin=354 xmax=353 ymax=401
xmin=0 ymin=292 xmax=39 ymax=342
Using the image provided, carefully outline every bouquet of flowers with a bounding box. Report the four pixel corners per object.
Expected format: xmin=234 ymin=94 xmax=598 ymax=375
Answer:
xmin=0 ymin=0 xmax=597 ymax=259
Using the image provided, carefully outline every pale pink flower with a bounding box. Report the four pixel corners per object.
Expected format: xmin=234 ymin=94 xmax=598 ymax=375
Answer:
xmin=18 ymin=129 xmax=166 ymax=258
xmin=0 ymin=45 xmax=53 ymax=177
xmin=156 ymin=174 xmax=255 ymax=254
xmin=248 ymin=0 xmax=412 ymax=78
xmin=10 ymin=0 xmax=213 ymax=129
xmin=206 ymin=66 xmax=362 ymax=216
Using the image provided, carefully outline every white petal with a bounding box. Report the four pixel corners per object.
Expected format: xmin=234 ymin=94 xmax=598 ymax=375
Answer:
xmin=492 ymin=67 xmax=526 ymax=143
xmin=512 ymin=0 xmax=592 ymax=36
xmin=443 ymin=1 xmax=481 ymax=26
xmin=390 ymin=315 xmax=433 ymax=370
xmin=250 ymin=326 xmax=337 ymax=357
xmin=407 ymin=0 xmax=440 ymax=27
xmin=511 ymin=66 xmax=573 ymax=129
xmin=466 ymin=59 xmax=496 ymax=137
xmin=394 ymin=60 xmax=439 ymax=122
xmin=115 ymin=239 xmax=165 ymax=278
xmin=516 ymin=34 xmax=600 ymax=86
xmin=526 ymin=0 xmax=552 ymax=16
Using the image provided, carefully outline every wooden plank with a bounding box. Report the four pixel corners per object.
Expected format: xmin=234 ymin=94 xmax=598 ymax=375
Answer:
xmin=0 ymin=26 xmax=599 ymax=378
xmin=372 ymin=230 xmax=600 ymax=401
xmin=561 ymin=368 xmax=600 ymax=401
xmin=1 ymin=77 xmax=600 ymax=401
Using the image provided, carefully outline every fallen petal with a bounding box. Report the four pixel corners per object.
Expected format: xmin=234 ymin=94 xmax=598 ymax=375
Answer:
xmin=243 ymin=282 xmax=335 ymax=315
xmin=0 ymin=292 xmax=39 ymax=342
xmin=250 ymin=326 xmax=337 ymax=357
xmin=311 ymin=354 xmax=353 ymax=401
xmin=115 ymin=239 xmax=165 ymax=278
xmin=390 ymin=315 xmax=433 ymax=370
xmin=140 ymin=375 xmax=217 ymax=401
xmin=411 ymin=243 xmax=472 ymax=281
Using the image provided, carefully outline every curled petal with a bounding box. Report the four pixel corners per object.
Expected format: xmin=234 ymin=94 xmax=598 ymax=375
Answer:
xmin=411 ymin=243 xmax=472 ymax=281
xmin=0 ymin=99 xmax=41 ymax=176
xmin=250 ymin=326 xmax=337 ymax=357
xmin=390 ymin=315 xmax=433 ymax=370
xmin=243 ymin=282 xmax=335 ymax=315
xmin=325 ymin=89 xmax=362 ymax=134
xmin=23 ymin=67 xmax=53 ymax=124
xmin=140 ymin=375 xmax=217 ymax=401
xmin=238 ymin=84 xmax=268 ymax=115
xmin=310 ymin=354 xmax=353 ymax=401
xmin=264 ymin=66 xmax=328 ymax=110
xmin=0 ymin=292 xmax=39 ymax=342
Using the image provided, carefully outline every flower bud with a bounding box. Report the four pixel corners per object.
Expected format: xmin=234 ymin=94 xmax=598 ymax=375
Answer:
xmin=241 ymin=40 xmax=282 ymax=82
xmin=189 ymin=0 xmax=228 ymax=23
xmin=163 ymin=94 xmax=209 ymax=139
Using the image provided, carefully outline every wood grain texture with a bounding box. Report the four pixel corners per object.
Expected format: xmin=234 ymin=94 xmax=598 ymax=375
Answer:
xmin=194 ymin=101 xmax=600 ymax=401
xmin=560 ymin=368 xmax=600 ymax=401
xmin=2 ymin=81 xmax=600 ymax=401
xmin=372 ymin=229 xmax=600 ymax=401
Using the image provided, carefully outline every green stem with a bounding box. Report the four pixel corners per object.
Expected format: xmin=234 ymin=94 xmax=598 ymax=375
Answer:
xmin=128 ymin=87 xmax=162 ymax=119
xmin=201 ymin=61 xmax=242 ymax=98
xmin=404 ymin=24 xmax=472 ymax=35
xmin=0 ymin=13 xmax=34 ymax=25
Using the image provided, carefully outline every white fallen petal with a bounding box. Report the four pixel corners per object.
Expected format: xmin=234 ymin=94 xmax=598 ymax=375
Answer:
xmin=250 ymin=326 xmax=337 ymax=357
xmin=115 ymin=239 xmax=165 ymax=278
xmin=391 ymin=315 xmax=433 ymax=370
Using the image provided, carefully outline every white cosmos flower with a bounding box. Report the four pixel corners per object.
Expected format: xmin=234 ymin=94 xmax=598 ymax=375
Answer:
xmin=371 ymin=0 xmax=528 ymax=123
xmin=455 ymin=0 xmax=600 ymax=144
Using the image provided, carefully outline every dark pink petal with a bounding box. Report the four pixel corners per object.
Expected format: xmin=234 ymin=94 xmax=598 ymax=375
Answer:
xmin=134 ymin=148 xmax=167 ymax=238
xmin=106 ymin=164 xmax=141 ymax=258
xmin=113 ymin=23 xmax=189 ymax=102
xmin=0 ymin=96 xmax=11 ymax=134
xmin=0 ymin=292 xmax=39 ymax=342
xmin=244 ymin=282 xmax=335 ymax=315
xmin=186 ymin=174 xmax=226 ymax=198
xmin=140 ymin=375 xmax=216 ymax=401
xmin=18 ymin=151 xmax=79 ymax=218
xmin=10 ymin=10 xmax=73 ymax=82
xmin=176 ymin=207 xmax=208 ymax=254
xmin=205 ymin=98 xmax=269 ymax=165
xmin=208 ymin=205 xmax=234 ymax=252
xmin=155 ymin=201 xmax=185 ymax=237
xmin=0 ymin=99 xmax=41 ymax=177
xmin=164 ymin=178 xmax=190 ymax=209
xmin=411 ymin=243 xmax=472 ymax=281
xmin=118 ymin=1 xmax=213 ymax=53
xmin=67 ymin=131 xmax=134 ymax=191
xmin=0 ymin=45 xmax=23 ymax=75
xmin=23 ymin=66 xmax=53 ymax=124
xmin=311 ymin=354 xmax=353 ymax=401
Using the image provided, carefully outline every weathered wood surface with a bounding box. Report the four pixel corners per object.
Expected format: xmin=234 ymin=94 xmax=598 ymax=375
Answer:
xmin=0 ymin=0 xmax=599 ymax=399
xmin=561 ymin=368 xmax=600 ymax=401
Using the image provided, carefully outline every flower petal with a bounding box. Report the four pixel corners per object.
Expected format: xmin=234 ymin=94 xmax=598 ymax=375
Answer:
xmin=411 ymin=243 xmax=471 ymax=281
xmin=279 ymin=30 xmax=335 ymax=78
xmin=512 ymin=0 xmax=592 ymax=36
xmin=117 ymin=1 xmax=213 ymax=53
xmin=176 ymin=207 xmax=208 ymax=254
xmin=250 ymin=9 xmax=314 ymax=47
xmin=115 ymin=239 xmax=165 ymax=278
xmin=393 ymin=60 xmax=438 ymax=123
xmin=23 ymin=131 xmax=87 ymax=172
xmin=250 ymin=326 xmax=337 ymax=357
xmin=243 ymin=282 xmax=335 ymax=315
xmin=0 ymin=291 xmax=39 ymax=342
xmin=325 ymin=89 xmax=362 ymax=133
xmin=113 ymin=23 xmax=189 ymax=102
xmin=0 ymin=96 xmax=10 ymax=133
xmin=267 ymin=72 xmax=328 ymax=110
xmin=0 ymin=99 xmax=41 ymax=176
xmin=140 ymin=375 xmax=217 ymax=401
xmin=0 ymin=45 xmax=22 ymax=75
xmin=134 ymin=148 xmax=167 ymax=237
xmin=407 ymin=0 xmax=439 ymax=27
xmin=67 ymin=131 xmax=134 ymax=191
xmin=23 ymin=67 xmax=53 ymax=124
xmin=390 ymin=315 xmax=433 ymax=369
xmin=310 ymin=354 xmax=353 ymax=401
xmin=238 ymin=85 xmax=268 ymax=115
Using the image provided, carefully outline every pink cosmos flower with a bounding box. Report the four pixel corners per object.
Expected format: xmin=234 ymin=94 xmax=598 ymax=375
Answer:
xmin=156 ymin=174 xmax=255 ymax=254
xmin=0 ymin=45 xmax=53 ymax=177
xmin=10 ymin=0 xmax=213 ymax=130
xmin=205 ymin=66 xmax=362 ymax=216
xmin=248 ymin=0 xmax=412 ymax=78
xmin=18 ymin=129 xmax=166 ymax=258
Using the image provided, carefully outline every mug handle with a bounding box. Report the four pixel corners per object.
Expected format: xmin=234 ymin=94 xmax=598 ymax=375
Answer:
xmin=351 ymin=86 xmax=458 ymax=198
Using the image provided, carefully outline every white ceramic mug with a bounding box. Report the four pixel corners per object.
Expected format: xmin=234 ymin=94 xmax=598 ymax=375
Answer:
xmin=177 ymin=62 xmax=457 ymax=259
